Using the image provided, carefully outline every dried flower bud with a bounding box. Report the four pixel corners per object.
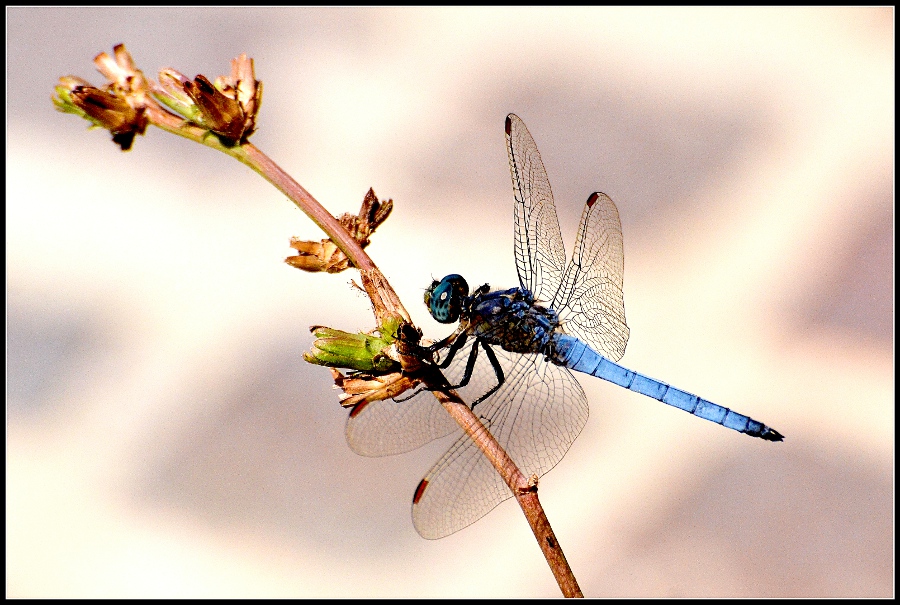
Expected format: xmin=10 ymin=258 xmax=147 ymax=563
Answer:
xmin=286 ymin=188 xmax=393 ymax=273
xmin=53 ymin=77 xmax=148 ymax=151
xmin=330 ymin=369 xmax=421 ymax=409
xmin=153 ymin=53 xmax=261 ymax=146
xmin=286 ymin=238 xmax=349 ymax=273
xmin=52 ymin=45 xmax=155 ymax=151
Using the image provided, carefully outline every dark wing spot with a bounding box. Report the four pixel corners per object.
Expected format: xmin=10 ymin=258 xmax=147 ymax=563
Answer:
xmin=348 ymin=401 xmax=370 ymax=419
xmin=413 ymin=478 xmax=429 ymax=504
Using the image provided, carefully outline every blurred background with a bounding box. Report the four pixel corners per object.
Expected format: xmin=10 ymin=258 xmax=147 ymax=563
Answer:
xmin=7 ymin=7 xmax=893 ymax=597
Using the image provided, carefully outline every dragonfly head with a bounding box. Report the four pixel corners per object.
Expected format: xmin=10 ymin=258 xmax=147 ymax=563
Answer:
xmin=425 ymin=274 xmax=469 ymax=324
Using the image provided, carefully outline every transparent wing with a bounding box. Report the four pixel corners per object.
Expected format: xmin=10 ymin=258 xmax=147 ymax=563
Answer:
xmin=345 ymin=388 xmax=460 ymax=458
xmin=551 ymin=192 xmax=629 ymax=361
xmin=412 ymin=341 xmax=588 ymax=539
xmin=506 ymin=113 xmax=567 ymax=303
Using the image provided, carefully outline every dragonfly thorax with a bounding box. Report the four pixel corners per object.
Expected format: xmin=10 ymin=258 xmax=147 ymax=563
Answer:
xmin=425 ymin=274 xmax=470 ymax=323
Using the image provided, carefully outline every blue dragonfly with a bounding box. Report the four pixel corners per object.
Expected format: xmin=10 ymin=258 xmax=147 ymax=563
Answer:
xmin=346 ymin=114 xmax=783 ymax=539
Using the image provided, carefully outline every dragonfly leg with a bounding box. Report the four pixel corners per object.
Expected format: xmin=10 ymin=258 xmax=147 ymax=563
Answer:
xmin=421 ymin=335 xmax=506 ymax=410
xmin=469 ymin=343 xmax=505 ymax=408
xmin=444 ymin=337 xmax=481 ymax=389
xmin=393 ymin=332 xmax=471 ymax=402
xmin=436 ymin=340 xmax=504 ymax=409
xmin=415 ymin=334 xmax=479 ymax=396
xmin=434 ymin=331 xmax=469 ymax=369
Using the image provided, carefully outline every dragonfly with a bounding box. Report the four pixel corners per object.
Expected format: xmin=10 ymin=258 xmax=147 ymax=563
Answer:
xmin=345 ymin=113 xmax=783 ymax=540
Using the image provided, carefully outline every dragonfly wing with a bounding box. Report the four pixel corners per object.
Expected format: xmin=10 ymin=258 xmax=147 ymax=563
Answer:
xmin=412 ymin=346 xmax=588 ymax=539
xmin=506 ymin=114 xmax=567 ymax=302
xmin=345 ymin=389 xmax=460 ymax=457
xmin=552 ymin=192 xmax=629 ymax=361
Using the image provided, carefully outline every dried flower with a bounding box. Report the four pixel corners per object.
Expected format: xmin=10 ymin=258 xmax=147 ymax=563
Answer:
xmin=53 ymin=79 xmax=148 ymax=151
xmin=52 ymin=44 xmax=153 ymax=150
xmin=286 ymin=188 xmax=393 ymax=273
xmin=153 ymin=53 xmax=262 ymax=146
xmin=331 ymin=369 xmax=422 ymax=409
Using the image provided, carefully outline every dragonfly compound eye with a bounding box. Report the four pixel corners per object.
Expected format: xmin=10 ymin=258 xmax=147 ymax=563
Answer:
xmin=425 ymin=274 xmax=468 ymax=323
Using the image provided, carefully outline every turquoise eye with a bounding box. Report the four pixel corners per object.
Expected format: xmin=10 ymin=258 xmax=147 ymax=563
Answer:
xmin=425 ymin=274 xmax=468 ymax=323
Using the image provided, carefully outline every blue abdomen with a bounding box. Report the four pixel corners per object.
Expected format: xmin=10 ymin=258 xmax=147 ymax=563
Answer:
xmin=549 ymin=334 xmax=783 ymax=441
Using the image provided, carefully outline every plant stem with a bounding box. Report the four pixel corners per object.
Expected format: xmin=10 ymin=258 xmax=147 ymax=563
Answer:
xmin=236 ymin=144 xmax=376 ymax=272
